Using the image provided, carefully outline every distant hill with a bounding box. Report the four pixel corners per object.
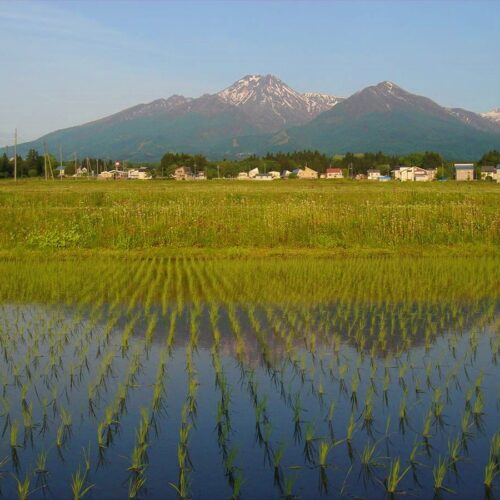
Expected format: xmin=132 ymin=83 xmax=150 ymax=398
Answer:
xmin=13 ymin=77 xmax=500 ymax=161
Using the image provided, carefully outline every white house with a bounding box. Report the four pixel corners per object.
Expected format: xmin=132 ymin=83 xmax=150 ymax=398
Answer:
xmin=248 ymin=167 xmax=259 ymax=179
xmin=254 ymin=173 xmax=273 ymax=181
xmin=293 ymin=166 xmax=318 ymax=179
xmin=393 ymin=166 xmax=436 ymax=182
xmin=325 ymin=168 xmax=343 ymax=179
xmin=128 ymin=168 xmax=152 ymax=180
xmin=454 ymin=164 xmax=474 ymax=181
xmin=97 ymin=171 xmax=114 ymax=180
xmin=480 ymin=166 xmax=498 ymax=181
xmin=268 ymin=171 xmax=281 ymax=179
xmin=237 ymin=172 xmax=249 ymax=180
xmin=367 ymin=169 xmax=381 ymax=180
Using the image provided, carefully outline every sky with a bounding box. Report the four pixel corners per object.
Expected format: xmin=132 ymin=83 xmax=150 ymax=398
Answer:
xmin=1 ymin=0 xmax=499 ymax=143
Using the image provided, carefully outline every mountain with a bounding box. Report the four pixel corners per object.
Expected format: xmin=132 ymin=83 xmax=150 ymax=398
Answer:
xmin=16 ymin=74 xmax=342 ymax=160
xmin=264 ymin=81 xmax=500 ymax=159
xmin=481 ymin=108 xmax=500 ymax=124
xmin=13 ymin=77 xmax=500 ymax=161
xmin=31 ymin=93 xmax=261 ymax=161
xmin=217 ymin=74 xmax=342 ymax=131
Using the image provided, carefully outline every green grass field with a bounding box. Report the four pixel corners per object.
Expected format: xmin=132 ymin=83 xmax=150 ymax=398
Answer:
xmin=0 ymin=178 xmax=498 ymax=255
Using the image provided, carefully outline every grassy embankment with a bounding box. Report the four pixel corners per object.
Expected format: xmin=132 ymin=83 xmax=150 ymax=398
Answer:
xmin=0 ymin=178 xmax=498 ymax=257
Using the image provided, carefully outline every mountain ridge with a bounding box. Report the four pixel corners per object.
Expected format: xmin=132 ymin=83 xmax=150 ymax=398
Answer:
xmin=11 ymin=75 xmax=500 ymax=161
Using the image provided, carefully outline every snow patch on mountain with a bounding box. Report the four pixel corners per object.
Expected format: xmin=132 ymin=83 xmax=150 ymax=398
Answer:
xmin=481 ymin=108 xmax=500 ymax=123
xmin=303 ymin=92 xmax=343 ymax=114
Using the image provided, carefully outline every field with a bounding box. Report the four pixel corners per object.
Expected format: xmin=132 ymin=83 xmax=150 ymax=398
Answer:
xmin=0 ymin=180 xmax=498 ymax=498
xmin=0 ymin=179 xmax=498 ymax=254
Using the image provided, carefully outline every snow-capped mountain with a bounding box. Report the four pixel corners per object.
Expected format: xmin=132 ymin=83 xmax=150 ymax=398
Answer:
xmin=13 ymin=76 xmax=500 ymax=161
xmin=217 ymin=74 xmax=342 ymax=131
xmin=481 ymin=108 xmax=500 ymax=123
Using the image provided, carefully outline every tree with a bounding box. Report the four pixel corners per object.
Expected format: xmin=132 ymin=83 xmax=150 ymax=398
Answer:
xmin=23 ymin=149 xmax=43 ymax=177
xmin=478 ymin=150 xmax=500 ymax=166
xmin=0 ymin=153 xmax=12 ymax=178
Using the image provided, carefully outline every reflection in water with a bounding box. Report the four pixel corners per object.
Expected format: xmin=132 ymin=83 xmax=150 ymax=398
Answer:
xmin=0 ymin=257 xmax=498 ymax=499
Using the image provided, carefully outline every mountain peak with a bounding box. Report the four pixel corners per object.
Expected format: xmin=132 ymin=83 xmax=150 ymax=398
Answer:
xmin=216 ymin=74 xmax=342 ymax=131
xmin=373 ymin=81 xmax=404 ymax=94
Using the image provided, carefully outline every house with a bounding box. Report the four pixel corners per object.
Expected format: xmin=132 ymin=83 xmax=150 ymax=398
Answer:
xmin=480 ymin=166 xmax=498 ymax=181
xmin=391 ymin=166 xmax=403 ymax=180
xmin=248 ymin=167 xmax=259 ymax=179
xmin=254 ymin=173 xmax=273 ymax=181
xmin=55 ymin=166 xmax=65 ymax=177
xmin=237 ymin=172 xmax=249 ymax=180
xmin=367 ymin=169 xmax=381 ymax=180
xmin=355 ymin=173 xmax=367 ymax=180
xmin=281 ymin=170 xmax=292 ymax=178
xmin=113 ymin=169 xmax=128 ymax=179
xmin=325 ymin=168 xmax=343 ymax=179
xmin=194 ymin=171 xmax=206 ymax=180
xmin=128 ymin=168 xmax=152 ymax=180
xmin=294 ymin=166 xmax=318 ymax=179
xmin=393 ymin=166 xmax=436 ymax=182
xmin=97 ymin=171 xmax=114 ymax=180
xmin=174 ymin=166 xmax=193 ymax=180
xmin=268 ymin=171 xmax=281 ymax=179
xmin=454 ymin=164 xmax=474 ymax=181
xmin=74 ymin=166 xmax=88 ymax=177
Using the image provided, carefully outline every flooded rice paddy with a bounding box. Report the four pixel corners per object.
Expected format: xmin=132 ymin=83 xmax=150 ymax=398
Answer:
xmin=0 ymin=257 xmax=498 ymax=499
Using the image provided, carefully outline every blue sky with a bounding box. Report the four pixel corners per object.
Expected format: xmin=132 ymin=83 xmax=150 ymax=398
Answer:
xmin=1 ymin=0 xmax=499 ymax=142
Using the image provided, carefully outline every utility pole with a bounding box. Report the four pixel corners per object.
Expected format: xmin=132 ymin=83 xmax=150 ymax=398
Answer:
xmin=43 ymin=142 xmax=48 ymax=180
xmin=217 ymin=164 xmax=220 ymax=179
xmin=14 ymin=128 xmax=17 ymax=181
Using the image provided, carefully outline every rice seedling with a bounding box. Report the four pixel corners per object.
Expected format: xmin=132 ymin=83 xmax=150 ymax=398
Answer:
xmin=10 ymin=421 xmax=20 ymax=449
xmin=448 ymin=436 xmax=462 ymax=465
xmin=71 ymin=466 xmax=94 ymax=500
xmin=12 ymin=472 xmax=32 ymax=500
xmin=35 ymin=451 xmax=48 ymax=475
xmin=433 ymin=456 xmax=453 ymax=494
xmin=384 ymin=458 xmax=410 ymax=496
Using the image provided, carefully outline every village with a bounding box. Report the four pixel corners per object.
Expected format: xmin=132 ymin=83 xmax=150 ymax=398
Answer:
xmin=47 ymin=158 xmax=500 ymax=182
xmin=85 ymin=162 xmax=499 ymax=182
